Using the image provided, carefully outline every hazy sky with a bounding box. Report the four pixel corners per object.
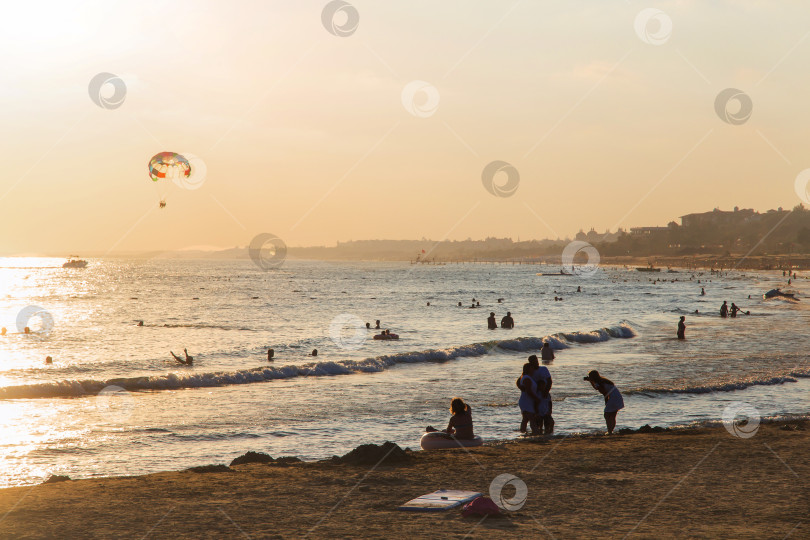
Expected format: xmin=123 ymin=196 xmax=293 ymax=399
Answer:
xmin=1 ymin=0 xmax=809 ymax=254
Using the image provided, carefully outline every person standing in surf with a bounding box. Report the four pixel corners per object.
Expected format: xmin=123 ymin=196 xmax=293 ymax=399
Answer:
xmin=487 ymin=312 xmax=498 ymax=329
xmin=584 ymin=370 xmax=624 ymax=435
xmin=517 ymin=363 xmax=542 ymax=435
xmin=720 ymin=301 xmax=729 ymax=318
xmin=500 ymin=312 xmax=514 ymax=329
xmin=677 ymin=316 xmax=686 ymax=340
xmin=527 ymin=354 xmax=553 ymax=433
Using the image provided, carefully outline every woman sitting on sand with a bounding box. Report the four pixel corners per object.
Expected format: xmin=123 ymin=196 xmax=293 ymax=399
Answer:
xmin=444 ymin=397 xmax=474 ymax=439
xmin=429 ymin=397 xmax=475 ymax=440
xmin=584 ymin=370 xmax=624 ymax=435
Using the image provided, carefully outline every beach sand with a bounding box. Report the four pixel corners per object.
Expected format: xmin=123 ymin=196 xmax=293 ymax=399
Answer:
xmin=0 ymin=421 xmax=806 ymax=539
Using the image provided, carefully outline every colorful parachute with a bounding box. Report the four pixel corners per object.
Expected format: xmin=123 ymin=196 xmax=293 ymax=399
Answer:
xmin=148 ymin=152 xmax=191 ymax=182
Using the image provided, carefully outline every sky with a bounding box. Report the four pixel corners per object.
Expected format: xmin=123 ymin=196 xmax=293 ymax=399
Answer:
xmin=1 ymin=0 xmax=809 ymax=254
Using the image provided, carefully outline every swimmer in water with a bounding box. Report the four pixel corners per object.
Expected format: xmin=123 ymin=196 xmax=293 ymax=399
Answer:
xmin=458 ymin=302 xmax=462 ymax=307
xmin=0 ymin=327 xmax=5 ymax=336
xmin=170 ymin=350 xmax=193 ymax=366
xmin=701 ymin=288 xmax=705 ymax=296
xmin=45 ymin=356 xmax=53 ymax=364
xmin=730 ymin=303 xmax=740 ymax=318
xmin=366 ymin=322 xmax=370 ymax=329
xmin=487 ymin=312 xmax=498 ymax=329
xmin=267 ymin=348 xmax=274 ymax=361
xmin=500 ymin=311 xmax=514 ymax=329
xmin=540 ymin=342 xmax=554 ymax=362
xmin=311 ymin=349 xmax=318 ymax=357
xmin=137 ymin=320 xmax=144 ymax=326
xmin=375 ymin=320 xmax=381 ymax=329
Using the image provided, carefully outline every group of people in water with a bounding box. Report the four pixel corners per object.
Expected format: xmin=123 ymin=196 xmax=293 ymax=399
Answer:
xmin=487 ymin=312 xmax=514 ymax=329
xmin=433 ymin=346 xmax=623 ymax=440
xmin=364 ymin=320 xmax=398 ymax=340
xmin=678 ymin=288 xmax=758 ymax=340
xmin=719 ymin=300 xmax=747 ymax=318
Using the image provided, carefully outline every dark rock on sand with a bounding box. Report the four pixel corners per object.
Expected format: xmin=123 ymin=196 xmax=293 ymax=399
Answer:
xmin=636 ymin=425 xmax=668 ymax=434
xmin=187 ymin=465 xmax=231 ymax=474
xmin=230 ymin=451 xmax=275 ymax=466
xmin=42 ymin=475 xmax=71 ymax=484
xmin=335 ymin=441 xmax=409 ymax=466
xmin=275 ymin=456 xmax=302 ymax=465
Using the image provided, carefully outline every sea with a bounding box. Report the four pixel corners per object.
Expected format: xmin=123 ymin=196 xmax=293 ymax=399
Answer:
xmin=0 ymin=258 xmax=808 ymax=487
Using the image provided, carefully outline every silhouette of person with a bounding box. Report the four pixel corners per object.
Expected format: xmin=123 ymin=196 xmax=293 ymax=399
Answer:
xmin=500 ymin=312 xmax=514 ymax=329
xmin=720 ymin=301 xmax=728 ymax=318
xmin=267 ymin=348 xmax=274 ymax=361
xmin=541 ymin=342 xmax=555 ymax=362
xmin=170 ymin=350 xmax=193 ymax=366
xmin=677 ymin=316 xmax=686 ymax=340
xmin=487 ymin=312 xmax=497 ymax=329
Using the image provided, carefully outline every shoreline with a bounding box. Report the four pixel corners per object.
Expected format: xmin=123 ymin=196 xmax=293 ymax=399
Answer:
xmin=0 ymin=420 xmax=805 ymax=538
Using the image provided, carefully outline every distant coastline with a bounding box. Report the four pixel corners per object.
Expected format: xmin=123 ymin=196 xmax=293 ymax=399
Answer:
xmin=14 ymin=205 xmax=810 ymax=269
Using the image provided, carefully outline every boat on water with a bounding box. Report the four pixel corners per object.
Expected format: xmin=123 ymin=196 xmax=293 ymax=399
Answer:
xmin=764 ymin=288 xmax=797 ymax=300
xmin=62 ymin=257 xmax=88 ymax=269
xmin=636 ymin=264 xmax=660 ymax=272
xmin=536 ymin=271 xmax=574 ymax=277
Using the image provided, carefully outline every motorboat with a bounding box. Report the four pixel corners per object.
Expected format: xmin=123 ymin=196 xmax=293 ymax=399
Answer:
xmin=764 ymin=288 xmax=797 ymax=300
xmin=62 ymin=257 xmax=88 ymax=269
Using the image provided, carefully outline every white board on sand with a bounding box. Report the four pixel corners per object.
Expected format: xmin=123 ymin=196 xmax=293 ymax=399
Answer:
xmin=397 ymin=489 xmax=481 ymax=512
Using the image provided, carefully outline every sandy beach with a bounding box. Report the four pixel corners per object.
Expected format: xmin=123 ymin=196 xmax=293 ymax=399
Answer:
xmin=0 ymin=420 xmax=805 ymax=539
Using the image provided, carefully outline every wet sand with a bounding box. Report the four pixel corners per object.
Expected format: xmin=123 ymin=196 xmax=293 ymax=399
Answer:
xmin=0 ymin=421 xmax=806 ymax=539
